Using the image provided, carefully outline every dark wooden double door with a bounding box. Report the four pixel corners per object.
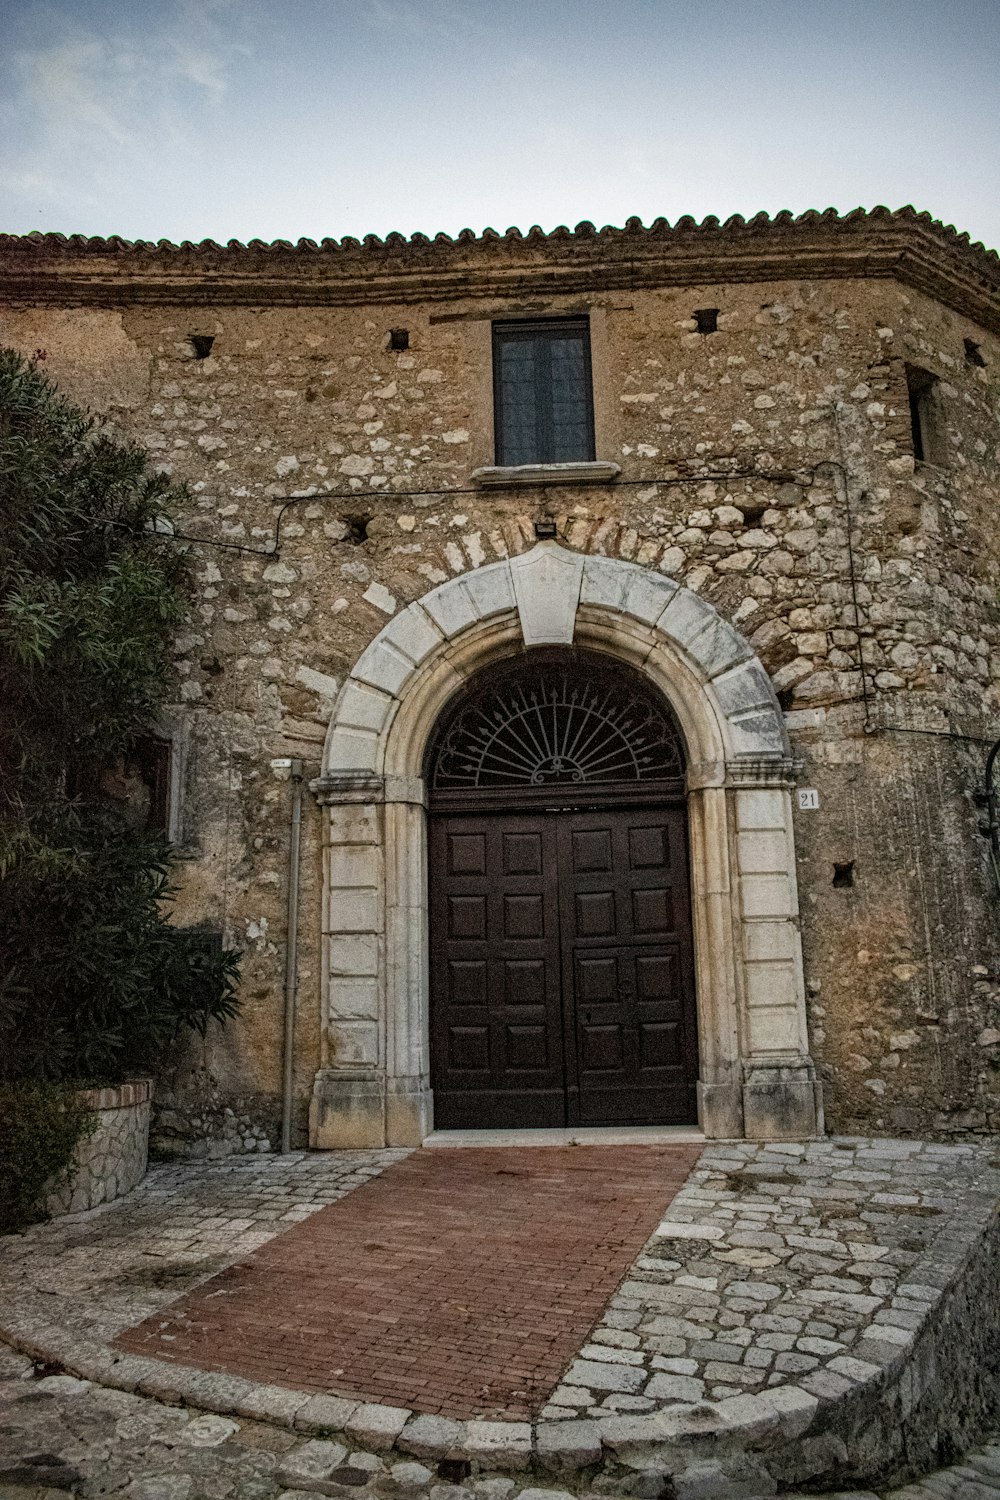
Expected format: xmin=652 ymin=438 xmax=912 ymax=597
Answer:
xmin=429 ymin=805 xmax=698 ymax=1128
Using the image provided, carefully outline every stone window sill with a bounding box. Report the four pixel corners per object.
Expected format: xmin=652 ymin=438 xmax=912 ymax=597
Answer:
xmin=471 ymin=461 xmax=621 ymax=488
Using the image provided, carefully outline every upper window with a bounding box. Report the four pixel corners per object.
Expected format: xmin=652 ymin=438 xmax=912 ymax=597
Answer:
xmin=905 ymin=363 xmax=941 ymax=464
xmin=493 ymin=318 xmax=595 ymax=466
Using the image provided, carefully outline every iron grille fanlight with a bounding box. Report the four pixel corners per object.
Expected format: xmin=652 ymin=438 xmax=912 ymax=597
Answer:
xmin=428 ymin=652 xmax=685 ymax=790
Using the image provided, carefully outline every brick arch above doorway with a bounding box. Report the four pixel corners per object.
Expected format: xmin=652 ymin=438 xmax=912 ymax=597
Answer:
xmin=310 ymin=545 xmax=822 ymax=1150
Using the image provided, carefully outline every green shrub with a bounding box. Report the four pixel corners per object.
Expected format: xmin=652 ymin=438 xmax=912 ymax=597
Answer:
xmin=0 ymin=806 xmax=241 ymax=1081
xmin=0 ymin=1081 xmax=97 ymax=1234
xmin=0 ymin=348 xmax=241 ymax=1088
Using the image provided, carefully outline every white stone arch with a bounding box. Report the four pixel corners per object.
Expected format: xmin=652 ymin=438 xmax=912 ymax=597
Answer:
xmin=310 ymin=544 xmax=823 ymax=1147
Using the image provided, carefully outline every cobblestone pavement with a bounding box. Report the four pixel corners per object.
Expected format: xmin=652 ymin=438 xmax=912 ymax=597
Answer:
xmin=115 ymin=1146 xmax=700 ymax=1421
xmin=1 ymin=1139 xmax=1000 ymax=1486
xmin=553 ymin=1137 xmax=998 ymax=1420
xmin=2 ymin=1339 xmax=1000 ymax=1500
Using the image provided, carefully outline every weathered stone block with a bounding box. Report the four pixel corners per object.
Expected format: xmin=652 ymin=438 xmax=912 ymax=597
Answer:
xmin=344 ymin=1403 xmax=411 ymax=1450
xmin=465 ymin=1420 xmax=532 ymax=1468
xmin=536 ymin=1418 xmax=602 ymax=1469
xmin=396 ymin=1412 xmax=466 ymax=1457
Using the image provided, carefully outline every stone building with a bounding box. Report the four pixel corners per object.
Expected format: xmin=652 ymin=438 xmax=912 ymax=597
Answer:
xmin=2 ymin=206 xmax=999 ymax=1153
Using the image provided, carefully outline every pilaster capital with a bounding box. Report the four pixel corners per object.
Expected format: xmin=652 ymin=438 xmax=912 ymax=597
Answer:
xmin=310 ymin=771 xmax=427 ymax=807
xmin=310 ymin=772 xmax=384 ymax=806
xmin=724 ymin=755 xmax=802 ymax=789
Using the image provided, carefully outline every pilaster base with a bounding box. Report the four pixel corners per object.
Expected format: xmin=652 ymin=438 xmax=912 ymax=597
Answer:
xmin=310 ymin=1072 xmax=386 ymax=1149
xmin=742 ymin=1058 xmax=824 ymax=1141
xmin=386 ymin=1079 xmax=433 ymax=1146
xmin=310 ymin=1071 xmax=434 ymax=1149
xmin=697 ymin=1079 xmax=744 ymax=1139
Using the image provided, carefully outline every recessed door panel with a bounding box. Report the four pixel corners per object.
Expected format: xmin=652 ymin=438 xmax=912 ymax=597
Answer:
xmin=505 ymin=1024 xmax=549 ymax=1069
xmin=504 ymin=959 xmax=546 ymax=1005
xmin=633 ymin=887 xmax=674 ymax=935
xmin=575 ymin=890 xmax=615 ymax=936
xmin=637 ymin=952 xmax=680 ymax=1007
xmin=640 ymin=1021 xmax=683 ymax=1070
xmin=576 ymin=955 xmax=618 ymax=1002
xmin=504 ymin=893 xmax=545 ymax=939
xmin=448 ymin=832 xmax=486 ymax=875
xmin=448 ymin=960 xmax=486 ymax=1005
xmin=571 ymin=829 xmax=613 ymax=872
xmin=629 ymin=823 xmax=669 ymax=870
xmin=503 ymin=832 xmax=542 ymax=875
xmin=449 ymin=1026 xmax=489 ymax=1071
xmin=448 ymin=895 xmax=486 ymax=941
xmin=581 ymin=1024 xmax=623 ymax=1071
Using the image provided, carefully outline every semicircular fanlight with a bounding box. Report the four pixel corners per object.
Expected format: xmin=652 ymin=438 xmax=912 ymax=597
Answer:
xmin=428 ymin=652 xmax=685 ymax=790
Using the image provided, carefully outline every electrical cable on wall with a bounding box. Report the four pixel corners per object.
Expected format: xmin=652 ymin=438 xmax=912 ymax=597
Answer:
xmin=117 ymin=453 xmax=996 ymax=751
xmin=120 ymin=460 xmax=826 ymax=559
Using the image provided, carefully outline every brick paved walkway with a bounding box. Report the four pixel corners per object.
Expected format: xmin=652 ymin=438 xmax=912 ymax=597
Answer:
xmin=114 ymin=1145 xmax=700 ymax=1421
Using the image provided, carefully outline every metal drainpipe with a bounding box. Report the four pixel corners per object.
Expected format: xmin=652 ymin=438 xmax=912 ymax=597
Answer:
xmin=280 ymin=758 xmax=305 ymax=1153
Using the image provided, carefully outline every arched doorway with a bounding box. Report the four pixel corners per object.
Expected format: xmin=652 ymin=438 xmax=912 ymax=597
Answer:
xmin=311 ymin=544 xmax=823 ymax=1148
xmin=424 ymin=648 xmax=700 ymax=1129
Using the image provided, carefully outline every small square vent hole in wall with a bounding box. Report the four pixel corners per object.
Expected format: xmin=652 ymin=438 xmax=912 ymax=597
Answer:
xmin=833 ymin=861 xmax=855 ymax=889
xmin=189 ymin=334 xmax=215 ymax=360
xmin=740 ymin=499 xmax=769 ymax=524
xmin=693 ymin=308 xmax=719 ymax=334
xmin=343 ymin=514 xmax=372 ymax=544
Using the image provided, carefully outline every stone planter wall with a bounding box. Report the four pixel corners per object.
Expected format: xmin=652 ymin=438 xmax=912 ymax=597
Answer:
xmin=48 ymin=1080 xmax=151 ymax=1217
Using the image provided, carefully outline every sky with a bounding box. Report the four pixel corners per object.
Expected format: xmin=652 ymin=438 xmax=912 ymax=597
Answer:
xmin=1 ymin=0 xmax=999 ymax=252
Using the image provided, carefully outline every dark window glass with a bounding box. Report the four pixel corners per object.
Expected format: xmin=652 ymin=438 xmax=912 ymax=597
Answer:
xmin=905 ymin=364 xmax=939 ymax=464
xmin=493 ymin=319 xmax=595 ymax=466
xmin=135 ymin=735 xmax=172 ymax=836
xmin=65 ymin=735 xmax=173 ymax=837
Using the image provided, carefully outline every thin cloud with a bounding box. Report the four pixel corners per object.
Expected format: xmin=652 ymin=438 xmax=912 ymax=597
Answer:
xmin=360 ymin=0 xmax=485 ymax=45
xmin=0 ymin=1 xmax=252 ymax=227
xmin=166 ymin=0 xmax=245 ymax=100
xmin=12 ymin=36 xmax=135 ymax=147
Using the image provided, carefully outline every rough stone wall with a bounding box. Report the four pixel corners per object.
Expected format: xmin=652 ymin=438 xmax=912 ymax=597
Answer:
xmin=48 ymin=1082 xmax=151 ymax=1216
xmin=3 ymin=257 xmax=999 ymax=1147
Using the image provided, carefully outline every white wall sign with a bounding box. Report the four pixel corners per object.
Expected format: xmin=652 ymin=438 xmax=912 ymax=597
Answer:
xmin=798 ymin=788 xmax=820 ymax=810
